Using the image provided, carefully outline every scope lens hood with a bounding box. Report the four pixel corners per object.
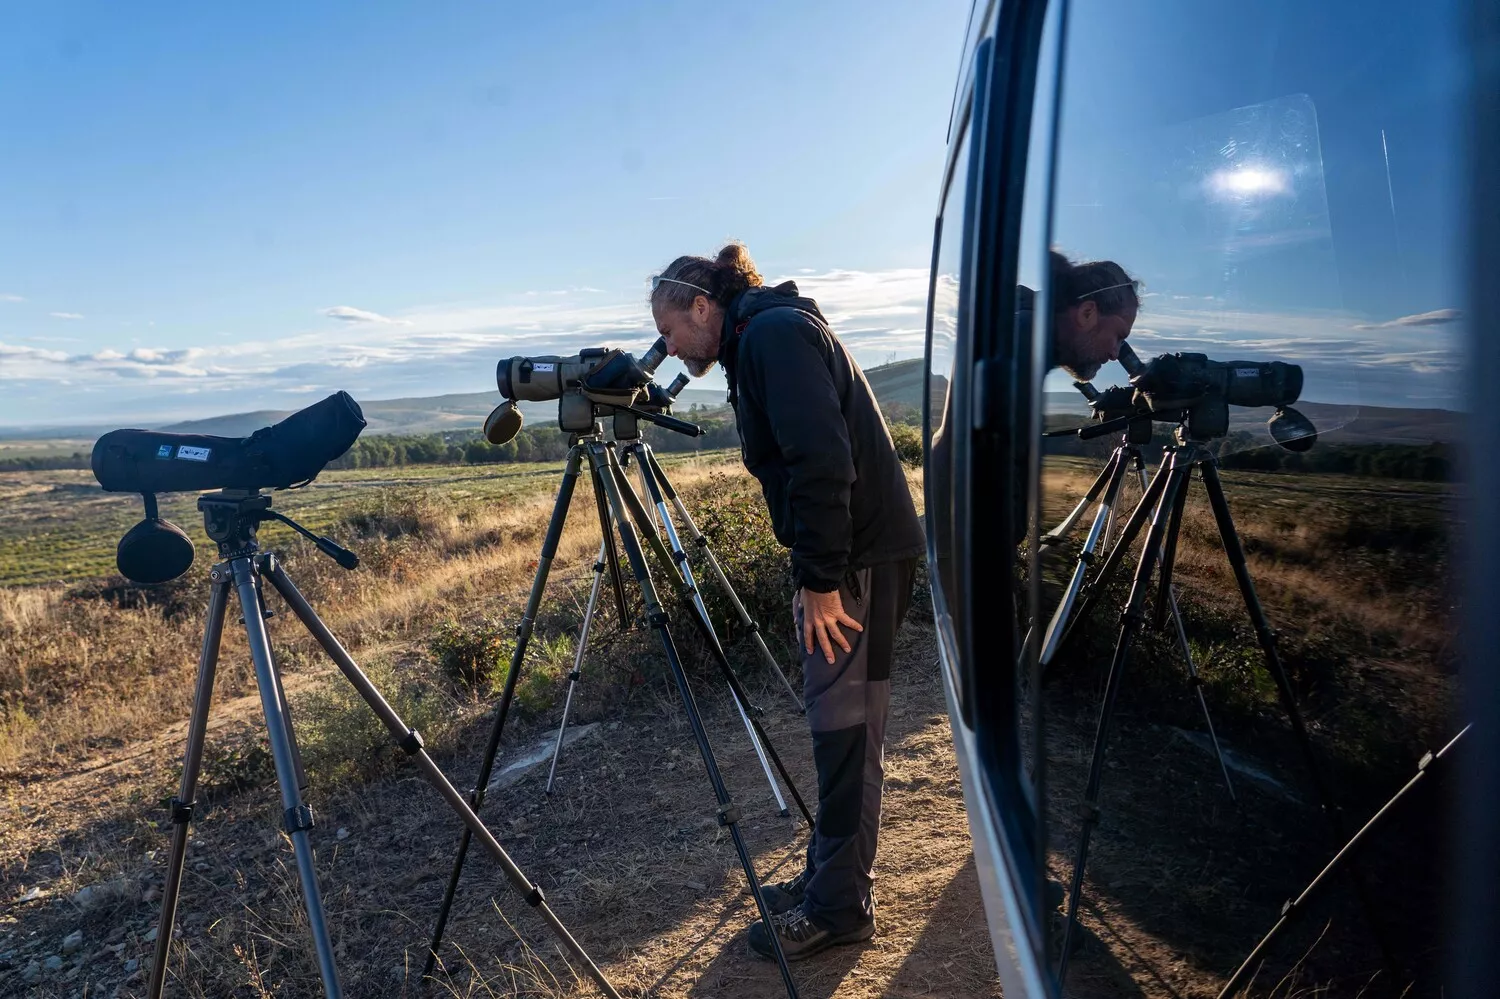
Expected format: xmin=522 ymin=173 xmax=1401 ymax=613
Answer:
xmin=1269 ymin=406 xmax=1319 ymax=452
xmin=484 ymin=399 xmax=524 ymax=445
xmin=117 ymin=517 xmax=195 ymax=584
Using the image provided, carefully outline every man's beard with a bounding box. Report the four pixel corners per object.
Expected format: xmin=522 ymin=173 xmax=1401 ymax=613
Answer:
xmin=1060 ymin=360 xmax=1102 ymax=381
xmin=683 ymin=357 xmax=718 ymax=377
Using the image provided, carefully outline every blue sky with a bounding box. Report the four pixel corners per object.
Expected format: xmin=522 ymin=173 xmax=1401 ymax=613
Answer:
xmin=0 ymin=0 xmax=1467 ymax=429
xmin=1036 ymin=0 xmax=1468 ymax=417
xmin=0 ymin=0 xmax=966 ymax=425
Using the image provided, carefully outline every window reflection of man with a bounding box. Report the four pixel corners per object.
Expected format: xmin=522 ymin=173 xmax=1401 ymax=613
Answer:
xmin=1039 ymin=249 xmax=1141 ymax=381
xmin=928 ymin=250 xmax=1140 ymax=548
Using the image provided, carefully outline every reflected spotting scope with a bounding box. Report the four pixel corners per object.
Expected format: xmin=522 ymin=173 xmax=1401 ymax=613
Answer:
xmin=93 ymin=391 xmax=366 ymax=585
xmin=1065 ymin=342 xmax=1317 ymax=449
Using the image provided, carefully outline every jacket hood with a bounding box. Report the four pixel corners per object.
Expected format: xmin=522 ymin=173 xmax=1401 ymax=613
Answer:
xmin=720 ymin=281 xmax=829 ymax=355
xmin=718 ymin=280 xmax=831 ymax=409
xmin=732 ymin=281 xmax=829 ymax=325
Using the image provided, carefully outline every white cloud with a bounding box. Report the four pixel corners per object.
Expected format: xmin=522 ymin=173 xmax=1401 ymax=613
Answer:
xmin=320 ymin=305 xmax=412 ymax=325
xmin=1353 ymin=308 xmax=1463 ymax=330
xmin=0 ymin=269 xmax=1467 ymax=425
xmin=0 ymin=294 xmax=23 ymax=303
xmin=0 ymin=341 xmax=69 ymax=363
xmin=49 ymin=311 xmax=84 ymax=320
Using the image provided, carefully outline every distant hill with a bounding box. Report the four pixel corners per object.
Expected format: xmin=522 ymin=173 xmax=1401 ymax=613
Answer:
xmin=1043 ymin=394 xmax=1460 ymax=446
xmin=156 ymin=387 xmax=729 ymax=438
xmin=0 ymin=357 xmax=1462 ymax=451
xmin=147 ymin=359 xmax=946 ymax=438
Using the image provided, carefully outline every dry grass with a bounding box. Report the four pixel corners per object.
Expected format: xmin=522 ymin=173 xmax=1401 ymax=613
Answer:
xmin=0 ymin=456 xmax=751 ymax=774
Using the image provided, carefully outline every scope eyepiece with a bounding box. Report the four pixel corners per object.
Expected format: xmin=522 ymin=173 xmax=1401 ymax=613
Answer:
xmin=640 ymin=336 xmax=669 ymax=376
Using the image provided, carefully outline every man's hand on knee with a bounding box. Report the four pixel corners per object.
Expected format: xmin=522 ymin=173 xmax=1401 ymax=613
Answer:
xmin=800 ymin=587 xmax=863 ymax=664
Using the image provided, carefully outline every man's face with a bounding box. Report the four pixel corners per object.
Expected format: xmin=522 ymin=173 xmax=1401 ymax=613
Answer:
xmin=1056 ymin=300 xmax=1136 ymax=381
xmin=653 ymin=297 xmax=722 ymax=377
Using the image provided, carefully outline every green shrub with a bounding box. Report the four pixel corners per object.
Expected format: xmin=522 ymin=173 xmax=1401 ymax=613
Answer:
xmin=690 ymin=474 xmax=797 ymax=663
xmin=291 ymin=655 xmax=457 ymax=787
xmin=163 ymin=728 xmax=276 ymax=806
xmin=429 ymin=618 xmax=514 ymax=691
xmin=513 ymin=633 xmax=575 ymax=718
xmin=889 ymin=423 xmax=923 ymax=468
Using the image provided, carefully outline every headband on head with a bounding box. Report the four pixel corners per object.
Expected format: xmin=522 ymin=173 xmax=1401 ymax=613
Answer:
xmin=1076 ymin=281 xmax=1136 ymax=301
xmin=652 ymin=275 xmax=714 ymax=299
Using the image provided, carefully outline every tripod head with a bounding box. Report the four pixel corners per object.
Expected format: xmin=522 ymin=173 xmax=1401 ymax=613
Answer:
xmin=197 ymin=489 xmax=360 ymax=569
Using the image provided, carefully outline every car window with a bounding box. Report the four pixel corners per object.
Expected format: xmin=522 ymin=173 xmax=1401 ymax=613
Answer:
xmin=1026 ymin=0 xmax=1465 ymax=993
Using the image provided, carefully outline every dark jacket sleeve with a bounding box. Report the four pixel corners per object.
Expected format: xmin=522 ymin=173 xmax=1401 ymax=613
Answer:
xmin=739 ymin=311 xmax=854 ymax=592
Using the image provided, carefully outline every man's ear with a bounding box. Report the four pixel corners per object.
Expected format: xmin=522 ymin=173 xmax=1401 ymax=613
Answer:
xmin=1076 ymin=300 xmax=1099 ymax=330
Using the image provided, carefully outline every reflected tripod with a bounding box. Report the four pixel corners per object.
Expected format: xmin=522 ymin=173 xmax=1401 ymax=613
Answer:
xmin=543 ymin=434 xmax=807 ymax=807
xmin=1049 ymin=429 xmax=1381 ymax=986
xmin=424 ymin=426 xmax=810 ymax=999
xmin=1028 ymin=421 xmax=1235 ymax=799
xmin=148 ymin=490 xmax=620 ymax=999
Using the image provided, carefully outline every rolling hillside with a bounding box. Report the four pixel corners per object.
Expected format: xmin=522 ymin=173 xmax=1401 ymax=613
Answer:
xmin=0 ymin=356 xmax=1461 ymax=451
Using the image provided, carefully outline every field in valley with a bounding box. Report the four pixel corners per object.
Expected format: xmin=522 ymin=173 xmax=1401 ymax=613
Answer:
xmin=0 ymin=451 xmax=1462 ymax=998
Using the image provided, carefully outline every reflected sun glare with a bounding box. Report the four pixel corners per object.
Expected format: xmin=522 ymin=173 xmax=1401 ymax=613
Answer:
xmin=1207 ymin=165 xmax=1292 ymax=199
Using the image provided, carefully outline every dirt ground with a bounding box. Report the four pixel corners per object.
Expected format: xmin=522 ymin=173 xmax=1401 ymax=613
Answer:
xmin=0 ymin=614 xmax=1002 ymax=999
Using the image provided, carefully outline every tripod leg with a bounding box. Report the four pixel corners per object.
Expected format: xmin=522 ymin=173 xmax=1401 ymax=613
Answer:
xmin=1122 ymin=453 xmax=1236 ymax=792
xmin=733 ymin=688 xmax=791 ymax=816
xmin=1197 ymin=463 xmax=1338 ymax=813
xmin=1043 ymin=448 xmax=1121 ymax=546
xmin=591 ymin=444 xmax=800 ymax=999
xmin=425 ymin=444 xmax=584 ymax=976
xmin=1197 ymin=460 xmax=1399 ymax=971
xmin=231 ymin=557 xmax=341 ymax=998
xmin=146 ymin=577 xmax=231 ymax=999
xmin=630 ymin=444 xmax=661 ymax=531
xmin=608 ymin=446 xmax=814 ymax=828
xmin=592 ymin=448 xmax=630 ymax=628
xmin=546 ymin=538 xmax=608 ymax=795
xmin=1152 ymin=464 xmax=1191 ymax=631
xmin=643 ymin=447 xmax=806 ymax=714
xmin=1039 ymin=447 xmax=1131 ymax=667
xmin=260 ymin=558 xmax=622 ymax=999
xmin=1058 ymin=457 xmax=1189 ymax=986
xmin=635 ymin=444 xmax=790 ymax=816
xmin=1055 ymin=454 xmax=1172 ymax=660
xmin=1167 ymin=586 xmax=1237 ymax=801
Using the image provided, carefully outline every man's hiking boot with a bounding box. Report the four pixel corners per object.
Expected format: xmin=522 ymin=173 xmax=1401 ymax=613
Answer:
xmin=747 ymin=902 xmax=875 ymax=962
xmin=758 ymin=868 xmax=810 ymax=915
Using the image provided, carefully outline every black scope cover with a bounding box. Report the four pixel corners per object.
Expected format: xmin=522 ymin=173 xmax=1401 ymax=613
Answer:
xmin=91 ymin=391 xmax=366 ymax=495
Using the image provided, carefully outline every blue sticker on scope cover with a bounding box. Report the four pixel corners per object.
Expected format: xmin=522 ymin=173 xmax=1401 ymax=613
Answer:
xmin=157 ymin=445 xmax=173 ymax=459
xmin=175 ymin=445 xmax=212 ymax=462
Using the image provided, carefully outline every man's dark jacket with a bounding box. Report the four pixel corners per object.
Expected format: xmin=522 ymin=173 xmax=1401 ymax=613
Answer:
xmin=717 ymin=281 xmax=924 ymax=593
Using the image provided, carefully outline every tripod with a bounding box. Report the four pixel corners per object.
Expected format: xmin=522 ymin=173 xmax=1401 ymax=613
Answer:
xmin=425 ymin=427 xmax=810 ymax=998
xmin=147 ymin=491 xmax=620 ymax=999
xmin=1050 ymin=430 xmax=1379 ymax=986
xmin=542 ymin=435 xmax=804 ymax=806
xmin=1028 ymin=428 xmax=1236 ymax=799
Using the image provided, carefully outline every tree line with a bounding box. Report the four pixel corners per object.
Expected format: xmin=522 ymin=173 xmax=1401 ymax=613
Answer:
xmin=1042 ymin=428 xmax=1451 ymax=482
xmin=1 ymin=413 xmax=1451 ymax=482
